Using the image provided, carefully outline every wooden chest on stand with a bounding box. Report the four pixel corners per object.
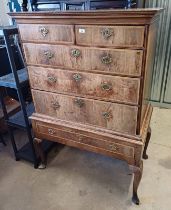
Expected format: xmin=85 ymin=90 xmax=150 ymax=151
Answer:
xmin=10 ymin=9 xmax=161 ymax=204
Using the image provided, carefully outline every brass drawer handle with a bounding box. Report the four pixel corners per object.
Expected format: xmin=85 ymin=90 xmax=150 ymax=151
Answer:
xmin=70 ymin=49 xmax=81 ymax=58
xmin=101 ymin=82 xmax=112 ymax=91
xmin=109 ymin=144 xmax=118 ymax=151
xmin=73 ymin=73 xmax=82 ymax=82
xmin=74 ymin=98 xmax=84 ymax=108
xmin=102 ymin=111 xmax=112 ymax=120
xmin=101 ymin=54 xmax=113 ymax=65
xmin=44 ymin=51 xmax=54 ymax=59
xmin=51 ymin=101 xmax=60 ymax=110
xmin=40 ymin=27 xmax=49 ymax=37
xmin=47 ymin=76 xmax=57 ymax=83
xmin=48 ymin=128 xmax=55 ymax=135
xmin=101 ymin=28 xmax=114 ymax=40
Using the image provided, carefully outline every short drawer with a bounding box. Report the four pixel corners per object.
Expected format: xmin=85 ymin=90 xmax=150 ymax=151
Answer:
xmin=35 ymin=121 xmax=134 ymax=160
xmin=24 ymin=43 xmax=143 ymax=76
xmin=19 ymin=24 xmax=74 ymax=44
xmin=32 ymin=90 xmax=138 ymax=135
xmin=28 ymin=66 xmax=140 ymax=105
xmin=75 ymin=25 xmax=145 ymax=48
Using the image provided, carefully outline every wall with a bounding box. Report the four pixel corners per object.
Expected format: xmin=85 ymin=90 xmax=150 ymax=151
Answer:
xmin=146 ymin=0 xmax=171 ymax=108
xmin=0 ymin=0 xmax=10 ymax=26
xmin=0 ymin=0 xmax=22 ymax=26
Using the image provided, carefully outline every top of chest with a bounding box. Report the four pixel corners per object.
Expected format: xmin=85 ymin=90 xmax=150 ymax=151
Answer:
xmin=9 ymin=9 xmax=162 ymax=25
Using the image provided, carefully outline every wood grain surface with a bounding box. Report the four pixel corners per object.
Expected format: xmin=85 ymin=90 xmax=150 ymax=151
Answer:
xmin=19 ymin=24 xmax=74 ymax=44
xmin=35 ymin=120 xmax=135 ymax=159
xmin=32 ymin=89 xmax=138 ymax=135
xmin=75 ymin=25 xmax=145 ymax=48
xmin=24 ymin=43 xmax=143 ymax=76
xmin=28 ymin=66 xmax=140 ymax=104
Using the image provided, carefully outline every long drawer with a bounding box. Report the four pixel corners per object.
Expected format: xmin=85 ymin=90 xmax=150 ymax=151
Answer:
xmin=32 ymin=90 xmax=138 ymax=135
xmin=28 ymin=66 xmax=140 ymax=104
xmin=33 ymin=120 xmax=135 ymax=163
xmin=24 ymin=43 xmax=143 ymax=77
xmin=75 ymin=25 xmax=145 ymax=48
xmin=19 ymin=24 xmax=75 ymax=44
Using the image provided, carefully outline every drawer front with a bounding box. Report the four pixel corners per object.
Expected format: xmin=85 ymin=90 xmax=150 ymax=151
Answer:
xmin=32 ymin=90 xmax=138 ymax=135
xmin=75 ymin=25 xmax=145 ymax=47
xmin=19 ymin=24 xmax=74 ymax=44
xmin=24 ymin=43 xmax=143 ymax=76
xmin=35 ymin=121 xmax=134 ymax=160
xmin=28 ymin=66 xmax=140 ymax=104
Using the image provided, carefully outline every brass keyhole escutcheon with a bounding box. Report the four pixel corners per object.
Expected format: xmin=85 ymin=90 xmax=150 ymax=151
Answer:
xmin=73 ymin=73 xmax=82 ymax=82
xmin=51 ymin=101 xmax=60 ymax=110
xmin=47 ymin=76 xmax=57 ymax=83
xmin=74 ymin=98 xmax=84 ymax=108
xmin=109 ymin=144 xmax=118 ymax=151
xmin=102 ymin=111 xmax=112 ymax=120
xmin=48 ymin=128 xmax=55 ymax=135
xmin=101 ymin=28 xmax=114 ymax=40
xmin=101 ymin=54 xmax=113 ymax=65
xmin=70 ymin=49 xmax=81 ymax=58
xmin=40 ymin=27 xmax=49 ymax=37
xmin=44 ymin=51 xmax=54 ymax=59
xmin=101 ymin=82 xmax=112 ymax=91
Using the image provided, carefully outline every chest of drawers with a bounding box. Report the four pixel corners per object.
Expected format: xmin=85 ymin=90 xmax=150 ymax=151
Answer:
xmin=10 ymin=9 xmax=161 ymax=204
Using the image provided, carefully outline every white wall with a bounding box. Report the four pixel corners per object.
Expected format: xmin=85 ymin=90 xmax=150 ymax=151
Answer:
xmin=0 ymin=0 xmax=10 ymax=26
xmin=0 ymin=0 xmax=23 ymax=26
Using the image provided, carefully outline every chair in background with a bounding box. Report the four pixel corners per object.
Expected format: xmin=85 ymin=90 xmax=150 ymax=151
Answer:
xmin=0 ymin=27 xmax=53 ymax=168
xmin=21 ymin=0 xmax=138 ymax=11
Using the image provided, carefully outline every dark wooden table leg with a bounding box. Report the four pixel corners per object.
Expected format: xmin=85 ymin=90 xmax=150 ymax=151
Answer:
xmin=143 ymin=127 xmax=151 ymax=159
xmin=33 ymin=138 xmax=46 ymax=169
xmin=132 ymin=160 xmax=143 ymax=205
xmin=22 ymin=0 xmax=28 ymax=11
xmin=0 ymin=134 xmax=6 ymax=146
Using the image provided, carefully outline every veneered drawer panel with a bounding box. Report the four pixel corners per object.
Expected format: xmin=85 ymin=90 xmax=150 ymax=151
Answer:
xmin=19 ymin=24 xmax=74 ymax=44
xmin=35 ymin=121 xmax=134 ymax=160
xmin=28 ymin=66 xmax=140 ymax=104
xmin=75 ymin=25 xmax=145 ymax=47
xmin=24 ymin=43 xmax=143 ymax=76
xmin=32 ymin=90 xmax=138 ymax=135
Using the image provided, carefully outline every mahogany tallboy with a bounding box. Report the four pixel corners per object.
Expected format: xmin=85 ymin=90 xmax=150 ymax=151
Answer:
xmin=9 ymin=9 xmax=162 ymax=204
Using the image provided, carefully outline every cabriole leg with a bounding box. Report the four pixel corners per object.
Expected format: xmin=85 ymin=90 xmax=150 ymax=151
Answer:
xmin=132 ymin=160 xmax=143 ymax=205
xmin=33 ymin=138 xmax=46 ymax=169
xmin=143 ymin=127 xmax=151 ymax=159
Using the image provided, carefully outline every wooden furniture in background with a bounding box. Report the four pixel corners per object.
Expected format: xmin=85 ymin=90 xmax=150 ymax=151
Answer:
xmin=10 ymin=9 xmax=162 ymax=204
xmin=0 ymin=96 xmax=20 ymax=133
xmin=0 ymin=36 xmax=28 ymax=101
xmin=0 ymin=27 xmax=54 ymax=168
xmin=21 ymin=0 xmax=138 ymax=11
